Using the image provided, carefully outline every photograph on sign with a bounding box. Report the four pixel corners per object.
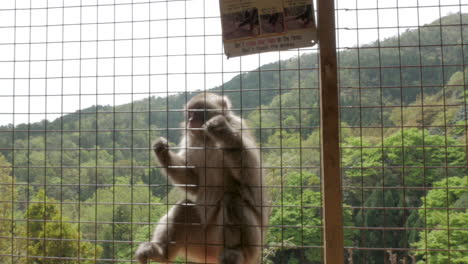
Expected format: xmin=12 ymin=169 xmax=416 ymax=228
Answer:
xmin=259 ymin=11 xmax=284 ymax=34
xmin=284 ymin=4 xmax=314 ymax=30
xmin=222 ymin=8 xmax=260 ymax=40
xmin=220 ymin=0 xmax=317 ymax=58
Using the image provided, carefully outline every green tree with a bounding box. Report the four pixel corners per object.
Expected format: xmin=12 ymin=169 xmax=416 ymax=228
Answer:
xmin=384 ymin=128 xmax=465 ymax=189
xmin=79 ymin=178 xmax=165 ymax=263
xmin=343 ymin=128 xmax=466 ymax=263
xmin=27 ymin=189 xmax=101 ymax=264
xmin=266 ymin=171 xmax=354 ymax=263
xmin=0 ymin=154 xmax=27 ymax=264
xmin=412 ymin=176 xmax=468 ymax=264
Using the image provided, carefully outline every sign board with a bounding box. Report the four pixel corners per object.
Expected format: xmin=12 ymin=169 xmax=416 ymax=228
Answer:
xmin=220 ymin=0 xmax=317 ymax=58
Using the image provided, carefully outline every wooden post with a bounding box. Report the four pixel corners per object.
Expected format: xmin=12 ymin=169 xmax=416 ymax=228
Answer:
xmin=317 ymin=0 xmax=344 ymax=263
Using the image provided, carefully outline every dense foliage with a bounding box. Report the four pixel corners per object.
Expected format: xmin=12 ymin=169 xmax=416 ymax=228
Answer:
xmin=0 ymin=13 xmax=467 ymax=263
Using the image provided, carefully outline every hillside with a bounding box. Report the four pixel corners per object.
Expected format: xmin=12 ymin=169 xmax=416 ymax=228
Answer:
xmin=0 ymin=13 xmax=467 ymax=264
xmin=2 ymin=13 xmax=465 ymax=141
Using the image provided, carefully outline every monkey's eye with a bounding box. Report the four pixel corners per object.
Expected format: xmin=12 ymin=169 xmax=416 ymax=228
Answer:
xmin=188 ymin=111 xmax=205 ymax=122
xmin=188 ymin=111 xmax=194 ymax=121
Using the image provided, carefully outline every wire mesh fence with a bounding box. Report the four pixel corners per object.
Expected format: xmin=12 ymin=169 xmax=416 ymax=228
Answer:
xmin=337 ymin=1 xmax=468 ymax=263
xmin=0 ymin=0 xmax=466 ymax=264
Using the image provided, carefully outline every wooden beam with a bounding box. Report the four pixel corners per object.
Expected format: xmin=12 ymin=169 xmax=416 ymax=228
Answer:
xmin=317 ymin=0 xmax=344 ymax=263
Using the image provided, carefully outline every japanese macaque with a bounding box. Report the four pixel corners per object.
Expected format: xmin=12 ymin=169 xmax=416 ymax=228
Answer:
xmin=135 ymin=93 xmax=268 ymax=264
xmin=238 ymin=8 xmax=259 ymax=32
xmin=295 ymin=5 xmax=312 ymax=26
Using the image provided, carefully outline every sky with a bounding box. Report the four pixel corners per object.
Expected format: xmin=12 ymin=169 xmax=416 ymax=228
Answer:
xmin=0 ymin=0 xmax=466 ymax=125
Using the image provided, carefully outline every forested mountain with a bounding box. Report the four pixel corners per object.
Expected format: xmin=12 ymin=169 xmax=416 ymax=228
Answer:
xmin=1 ymin=13 xmax=467 ymax=264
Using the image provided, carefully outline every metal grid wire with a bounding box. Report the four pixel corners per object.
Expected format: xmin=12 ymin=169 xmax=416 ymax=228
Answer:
xmin=0 ymin=0 xmax=321 ymax=263
xmin=337 ymin=1 xmax=468 ymax=263
xmin=0 ymin=0 xmax=466 ymax=264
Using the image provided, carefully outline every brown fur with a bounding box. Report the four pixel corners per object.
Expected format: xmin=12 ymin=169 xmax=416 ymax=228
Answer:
xmin=135 ymin=93 xmax=268 ymax=264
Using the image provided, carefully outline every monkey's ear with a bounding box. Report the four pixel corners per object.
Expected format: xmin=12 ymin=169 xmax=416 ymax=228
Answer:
xmin=221 ymin=96 xmax=232 ymax=110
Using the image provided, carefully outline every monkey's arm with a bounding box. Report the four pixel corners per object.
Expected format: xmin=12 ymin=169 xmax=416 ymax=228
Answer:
xmin=153 ymin=138 xmax=198 ymax=193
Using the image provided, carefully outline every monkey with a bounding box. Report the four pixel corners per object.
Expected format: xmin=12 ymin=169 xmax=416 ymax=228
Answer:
xmin=294 ymin=5 xmax=313 ymax=26
xmin=238 ymin=8 xmax=259 ymax=32
xmin=135 ymin=93 xmax=268 ymax=264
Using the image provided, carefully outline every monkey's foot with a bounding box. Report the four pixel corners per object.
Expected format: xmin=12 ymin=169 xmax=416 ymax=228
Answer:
xmin=135 ymin=242 xmax=168 ymax=264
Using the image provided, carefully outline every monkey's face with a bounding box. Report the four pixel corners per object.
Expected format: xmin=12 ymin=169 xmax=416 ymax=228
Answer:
xmin=187 ymin=109 xmax=206 ymax=128
xmin=186 ymin=93 xmax=228 ymax=129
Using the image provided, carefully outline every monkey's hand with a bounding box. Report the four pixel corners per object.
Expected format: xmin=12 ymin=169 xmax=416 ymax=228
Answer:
xmin=152 ymin=137 xmax=197 ymax=190
xmin=205 ymin=115 xmax=244 ymax=149
xmin=153 ymin=137 xmax=169 ymax=154
xmin=204 ymin=115 xmax=230 ymax=135
xmin=153 ymin=137 xmax=171 ymax=166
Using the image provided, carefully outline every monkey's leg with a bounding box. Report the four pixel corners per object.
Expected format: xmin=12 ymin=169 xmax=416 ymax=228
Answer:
xmin=218 ymin=194 xmax=245 ymax=264
xmin=218 ymin=193 xmax=263 ymax=264
xmin=220 ymin=221 xmax=262 ymax=264
xmin=135 ymin=199 xmax=202 ymax=264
